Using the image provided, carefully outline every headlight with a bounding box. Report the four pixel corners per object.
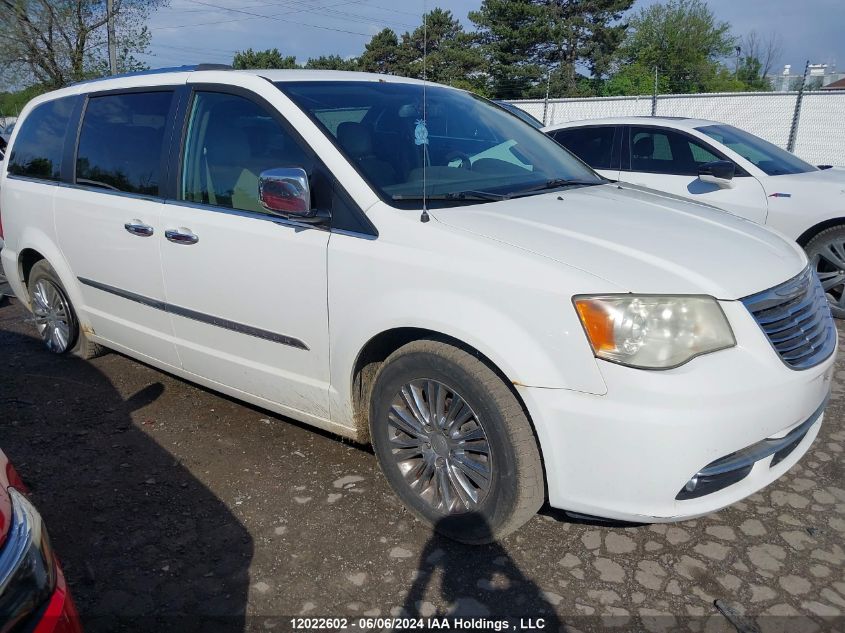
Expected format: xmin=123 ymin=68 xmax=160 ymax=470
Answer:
xmin=574 ymin=295 xmax=735 ymax=369
xmin=0 ymin=488 xmax=57 ymax=633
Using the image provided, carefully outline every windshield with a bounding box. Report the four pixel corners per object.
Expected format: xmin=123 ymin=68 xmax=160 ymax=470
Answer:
xmin=279 ymin=81 xmax=602 ymax=206
xmin=697 ymin=124 xmax=816 ymax=176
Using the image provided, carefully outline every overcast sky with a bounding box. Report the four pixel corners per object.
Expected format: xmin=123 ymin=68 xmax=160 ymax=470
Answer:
xmin=145 ymin=0 xmax=843 ymax=75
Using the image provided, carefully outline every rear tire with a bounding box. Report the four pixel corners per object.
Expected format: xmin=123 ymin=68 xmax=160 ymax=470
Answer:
xmin=369 ymin=338 xmax=544 ymax=544
xmin=27 ymin=260 xmax=104 ymax=359
xmin=805 ymin=225 xmax=845 ymax=319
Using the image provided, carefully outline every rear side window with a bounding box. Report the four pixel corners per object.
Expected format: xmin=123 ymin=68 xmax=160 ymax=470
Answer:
xmin=551 ymin=127 xmax=616 ymax=170
xmin=7 ymin=97 xmax=75 ymax=181
xmin=76 ymin=91 xmax=173 ymax=196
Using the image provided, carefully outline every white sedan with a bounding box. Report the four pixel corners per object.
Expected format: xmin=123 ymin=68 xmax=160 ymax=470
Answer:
xmin=545 ymin=117 xmax=845 ymax=316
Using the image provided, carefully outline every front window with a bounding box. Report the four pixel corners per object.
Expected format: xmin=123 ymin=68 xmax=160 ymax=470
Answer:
xmin=696 ymin=124 xmax=816 ymax=176
xmin=279 ymin=81 xmax=602 ymax=206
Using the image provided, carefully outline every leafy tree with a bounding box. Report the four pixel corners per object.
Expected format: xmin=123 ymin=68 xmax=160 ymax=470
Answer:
xmin=0 ymin=84 xmax=48 ymax=118
xmin=304 ymin=55 xmax=358 ymax=71
xmin=616 ymin=0 xmax=736 ymax=94
xmin=0 ymin=0 xmax=167 ymax=88
xmin=537 ymin=0 xmax=635 ymax=94
xmin=232 ymin=48 xmax=298 ymax=70
xmin=471 ymin=0 xmax=633 ymax=98
xmin=735 ymin=31 xmax=781 ymax=91
xmin=469 ymin=0 xmax=547 ymax=98
xmin=359 ymin=28 xmax=401 ymax=75
xmin=396 ymin=8 xmax=485 ymax=91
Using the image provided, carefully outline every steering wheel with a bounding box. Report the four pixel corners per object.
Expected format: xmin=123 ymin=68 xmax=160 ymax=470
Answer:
xmin=444 ymin=150 xmax=473 ymax=170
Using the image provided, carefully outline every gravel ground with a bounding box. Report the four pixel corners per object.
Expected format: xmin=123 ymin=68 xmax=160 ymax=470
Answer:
xmin=1 ymin=297 xmax=843 ymax=633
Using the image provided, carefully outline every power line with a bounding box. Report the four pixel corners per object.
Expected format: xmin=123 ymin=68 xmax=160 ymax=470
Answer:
xmin=180 ymin=0 xmax=374 ymax=37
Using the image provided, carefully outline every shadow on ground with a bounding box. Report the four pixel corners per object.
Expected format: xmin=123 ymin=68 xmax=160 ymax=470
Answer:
xmin=0 ymin=303 xmax=253 ymax=632
xmin=402 ymin=515 xmax=562 ymax=627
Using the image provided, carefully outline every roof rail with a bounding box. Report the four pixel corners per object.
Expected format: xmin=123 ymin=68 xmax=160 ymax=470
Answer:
xmin=71 ymin=64 xmax=233 ymax=87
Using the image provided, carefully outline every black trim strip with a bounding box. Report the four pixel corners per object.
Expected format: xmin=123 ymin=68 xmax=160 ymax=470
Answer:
xmin=77 ymin=277 xmax=309 ymax=350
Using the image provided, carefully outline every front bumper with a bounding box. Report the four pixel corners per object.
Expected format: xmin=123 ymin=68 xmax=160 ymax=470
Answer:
xmin=521 ymin=300 xmax=836 ymax=522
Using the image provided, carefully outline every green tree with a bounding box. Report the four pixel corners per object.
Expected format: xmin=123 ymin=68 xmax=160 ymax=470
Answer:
xmin=359 ymin=28 xmax=401 ymax=75
xmin=0 ymin=0 xmax=168 ymax=88
xmin=304 ymin=55 xmax=358 ymax=71
xmin=232 ymin=48 xmax=298 ymax=70
xmin=0 ymin=84 xmax=48 ymax=118
xmin=469 ymin=0 xmax=546 ymax=98
xmin=616 ymin=0 xmax=736 ymax=94
xmin=539 ymin=0 xmax=635 ymax=94
xmin=396 ymin=8 xmax=485 ymax=91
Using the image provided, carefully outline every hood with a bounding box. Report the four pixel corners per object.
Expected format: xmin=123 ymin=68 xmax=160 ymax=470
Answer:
xmin=761 ymin=166 xmax=845 ymax=194
xmin=431 ymin=183 xmax=806 ymax=298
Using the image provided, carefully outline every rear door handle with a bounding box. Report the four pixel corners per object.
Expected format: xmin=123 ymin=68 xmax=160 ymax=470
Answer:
xmin=165 ymin=228 xmax=199 ymax=245
xmin=124 ymin=220 xmax=154 ymax=237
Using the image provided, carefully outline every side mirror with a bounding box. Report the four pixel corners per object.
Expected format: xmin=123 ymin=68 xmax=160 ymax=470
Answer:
xmin=258 ymin=167 xmax=313 ymax=217
xmin=698 ymin=160 xmax=735 ymax=188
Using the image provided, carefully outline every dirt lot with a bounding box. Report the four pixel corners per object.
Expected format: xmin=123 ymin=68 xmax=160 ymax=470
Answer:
xmin=1 ymin=297 xmax=843 ymax=633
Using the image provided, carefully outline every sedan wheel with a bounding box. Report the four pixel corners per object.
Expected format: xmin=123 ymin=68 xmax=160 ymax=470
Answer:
xmin=806 ymin=226 xmax=845 ymax=318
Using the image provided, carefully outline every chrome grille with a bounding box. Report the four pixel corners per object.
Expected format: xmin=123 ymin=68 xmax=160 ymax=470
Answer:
xmin=741 ymin=266 xmax=836 ymax=369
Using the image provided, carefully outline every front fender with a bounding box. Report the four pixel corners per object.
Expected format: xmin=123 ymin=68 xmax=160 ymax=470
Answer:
xmin=326 ymin=213 xmax=612 ymax=428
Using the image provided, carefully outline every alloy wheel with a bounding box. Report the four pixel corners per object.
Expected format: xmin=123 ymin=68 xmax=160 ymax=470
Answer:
xmin=387 ymin=379 xmax=492 ymax=514
xmin=30 ymin=279 xmax=73 ymax=353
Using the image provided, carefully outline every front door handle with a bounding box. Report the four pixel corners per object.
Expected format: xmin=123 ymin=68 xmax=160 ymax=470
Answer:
xmin=124 ymin=220 xmax=154 ymax=237
xmin=165 ymin=228 xmax=199 ymax=245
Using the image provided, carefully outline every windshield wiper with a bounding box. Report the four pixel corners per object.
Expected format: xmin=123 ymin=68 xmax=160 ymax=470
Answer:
xmin=392 ymin=190 xmax=507 ymax=202
xmin=504 ymin=178 xmax=603 ymax=199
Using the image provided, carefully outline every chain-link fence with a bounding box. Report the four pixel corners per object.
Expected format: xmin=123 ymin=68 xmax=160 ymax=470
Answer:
xmin=510 ymin=90 xmax=845 ymax=167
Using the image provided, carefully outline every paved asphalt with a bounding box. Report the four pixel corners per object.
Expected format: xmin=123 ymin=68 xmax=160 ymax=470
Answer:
xmin=0 ymin=298 xmax=843 ymax=633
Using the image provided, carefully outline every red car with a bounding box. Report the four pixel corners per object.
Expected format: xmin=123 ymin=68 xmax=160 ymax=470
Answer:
xmin=0 ymin=450 xmax=82 ymax=633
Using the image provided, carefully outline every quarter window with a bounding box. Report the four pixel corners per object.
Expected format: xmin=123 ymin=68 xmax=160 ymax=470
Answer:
xmin=551 ymin=127 xmax=616 ymax=170
xmin=8 ymin=97 xmax=75 ymax=181
xmin=628 ymin=127 xmax=725 ymax=176
xmin=76 ymin=91 xmax=173 ymax=196
xmin=181 ymin=91 xmax=313 ymax=214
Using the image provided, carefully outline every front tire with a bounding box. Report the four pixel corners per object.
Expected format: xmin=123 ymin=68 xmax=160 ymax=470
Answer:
xmin=27 ymin=260 xmax=103 ymax=359
xmin=806 ymin=225 xmax=845 ymax=319
xmin=369 ymin=338 xmax=545 ymax=544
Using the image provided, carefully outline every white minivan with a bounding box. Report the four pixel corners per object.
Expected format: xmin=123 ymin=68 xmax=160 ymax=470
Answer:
xmin=0 ymin=68 xmax=836 ymax=542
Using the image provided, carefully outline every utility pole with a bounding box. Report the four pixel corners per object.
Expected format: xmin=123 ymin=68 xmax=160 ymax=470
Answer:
xmin=735 ymin=46 xmax=742 ymax=78
xmin=651 ymin=66 xmax=658 ymax=116
xmin=542 ymin=69 xmax=551 ymax=126
xmin=107 ymin=0 xmax=117 ymax=75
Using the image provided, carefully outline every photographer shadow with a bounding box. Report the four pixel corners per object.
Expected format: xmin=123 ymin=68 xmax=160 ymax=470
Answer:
xmin=401 ymin=514 xmax=562 ymax=630
xmin=0 ymin=309 xmax=253 ymax=633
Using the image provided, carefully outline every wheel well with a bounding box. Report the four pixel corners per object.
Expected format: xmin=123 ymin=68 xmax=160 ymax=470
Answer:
xmin=796 ymin=218 xmax=845 ymax=247
xmin=351 ymin=329 xmax=547 ymax=494
xmin=18 ymin=249 xmax=45 ymax=289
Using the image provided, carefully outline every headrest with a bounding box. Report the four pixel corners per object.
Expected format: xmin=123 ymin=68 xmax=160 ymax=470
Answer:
xmin=337 ymin=122 xmax=373 ymax=158
xmin=632 ymin=136 xmax=654 ymax=158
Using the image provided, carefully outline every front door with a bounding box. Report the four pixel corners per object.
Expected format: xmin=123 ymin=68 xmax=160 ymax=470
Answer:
xmin=55 ymin=89 xmax=179 ymax=366
xmin=621 ymin=125 xmax=769 ymax=224
xmin=160 ymin=87 xmax=331 ymax=421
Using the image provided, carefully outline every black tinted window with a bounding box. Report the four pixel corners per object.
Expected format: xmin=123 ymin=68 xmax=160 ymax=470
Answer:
xmin=552 ymin=127 xmax=615 ymax=170
xmin=181 ymin=91 xmax=313 ymax=213
xmin=629 ymin=126 xmax=723 ymax=176
xmin=76 ymin=92 xmax=173 ymax=195
xmin=8 ymin=98 xmax=74 ymax=181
